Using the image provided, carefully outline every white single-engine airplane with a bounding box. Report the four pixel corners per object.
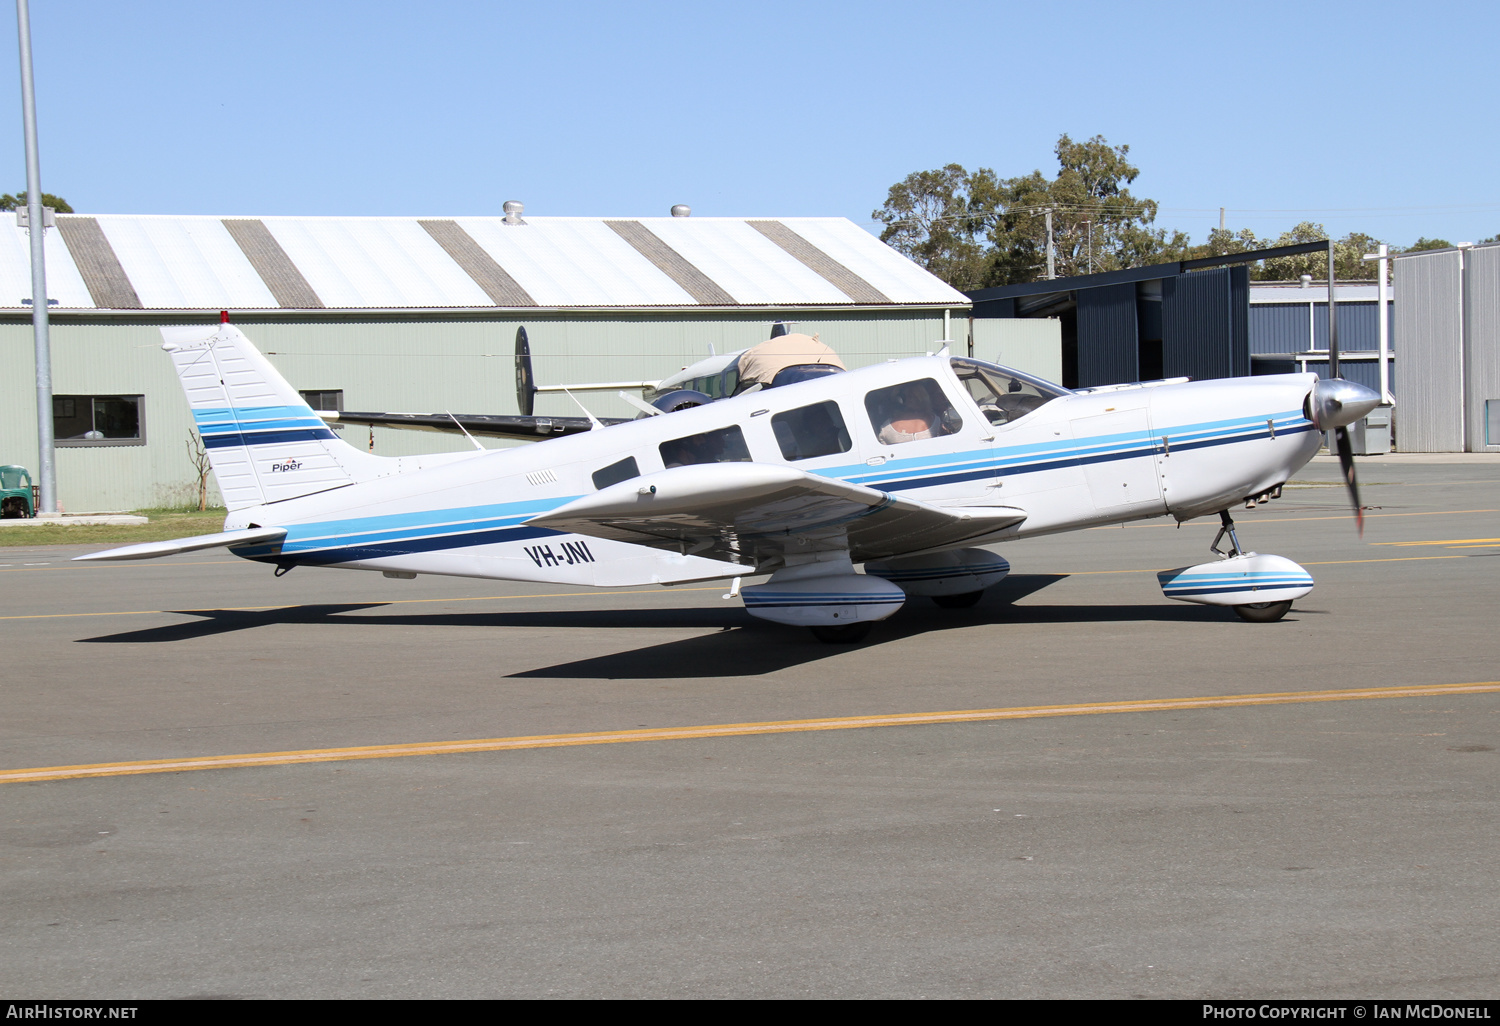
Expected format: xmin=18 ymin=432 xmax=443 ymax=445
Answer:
xmin=77 ymin=320 xmax=1380 ymax=642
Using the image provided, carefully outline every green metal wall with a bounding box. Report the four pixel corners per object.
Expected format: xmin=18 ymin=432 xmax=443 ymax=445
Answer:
xmin=0 ymin=309 xmax=956 ymax=511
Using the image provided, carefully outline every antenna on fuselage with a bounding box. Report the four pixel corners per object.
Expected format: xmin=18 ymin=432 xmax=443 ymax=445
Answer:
xmin=446 ymin=411 xmax=485 ymax=451
xmin=563 ymin=389 xmax=605 ymax=430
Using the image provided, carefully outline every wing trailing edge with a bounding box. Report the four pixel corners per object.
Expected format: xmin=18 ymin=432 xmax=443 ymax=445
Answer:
xmin=527 ymin=463 xmax=1025 ymax=568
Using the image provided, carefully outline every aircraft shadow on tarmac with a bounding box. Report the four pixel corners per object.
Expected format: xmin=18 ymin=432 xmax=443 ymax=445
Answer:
xmin=79 ymin=575 xmax=1269 ymax=679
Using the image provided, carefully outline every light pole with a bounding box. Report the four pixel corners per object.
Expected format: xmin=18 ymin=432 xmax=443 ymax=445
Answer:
xmin=1044 ymin=208 xmax=1055 ymax=280
xmin=16 ymin=0 xmax=53 ymax=513
xmin=1361 ymin=244 xmax=1392 ymax=405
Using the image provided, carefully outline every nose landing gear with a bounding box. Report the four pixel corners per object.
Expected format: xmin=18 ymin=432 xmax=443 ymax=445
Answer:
xmin=1157 ymin=510 xmax=1315 ymax=623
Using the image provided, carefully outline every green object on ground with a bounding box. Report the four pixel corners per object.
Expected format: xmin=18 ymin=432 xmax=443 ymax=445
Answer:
xmin=1 ymin=465 xmax=33 ymax=519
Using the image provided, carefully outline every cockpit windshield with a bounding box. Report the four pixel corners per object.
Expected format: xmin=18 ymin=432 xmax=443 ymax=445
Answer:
xmin=949 ymin=358 xmax=1070 ymax=426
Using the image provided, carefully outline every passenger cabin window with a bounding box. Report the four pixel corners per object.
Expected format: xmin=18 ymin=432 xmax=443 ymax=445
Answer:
xmin=592 ymin=456 xmax=640 ymax=490
xmin=864 ymin=379 xmax=961 ymax=445
xmin=950 ymin=358 xmax=1069 ymax=426
xmin=660 ymin=426 xmax=751 ymax=468
xmin=771 ymin=400 xmax=851 ymax=461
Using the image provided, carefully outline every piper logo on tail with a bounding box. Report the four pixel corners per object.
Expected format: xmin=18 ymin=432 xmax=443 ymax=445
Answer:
xmin=270 ymin=459 xmax=303 ymax=473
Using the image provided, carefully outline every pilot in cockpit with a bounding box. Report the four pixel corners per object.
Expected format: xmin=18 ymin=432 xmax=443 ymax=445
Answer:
xmin=876 ymin=381 xmax=959 ymax=445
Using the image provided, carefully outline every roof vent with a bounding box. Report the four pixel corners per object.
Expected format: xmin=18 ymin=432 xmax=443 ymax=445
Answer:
xmin=1299 ymin=274 xmax=1312 ymax=288
xmin=503 ymin=200 xmax=525 ymax=225
xmin=670 ymin=205 xmax=691 ymax=218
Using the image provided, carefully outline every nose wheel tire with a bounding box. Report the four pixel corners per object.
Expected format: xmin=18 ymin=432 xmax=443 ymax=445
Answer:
xmin=1233 ymin=600 xmax=1293 ymax=623
xmin=931 ymin=590 xmax=984 ymax=609
xmin=810 ymin=622 xmax=873 ymax=644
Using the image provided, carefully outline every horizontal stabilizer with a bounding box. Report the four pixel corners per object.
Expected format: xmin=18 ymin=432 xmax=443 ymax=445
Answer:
xmin=72 ymin=527 xmax=288 ymax=563
xmin=320 ymin=410 xmax=629 ymax=442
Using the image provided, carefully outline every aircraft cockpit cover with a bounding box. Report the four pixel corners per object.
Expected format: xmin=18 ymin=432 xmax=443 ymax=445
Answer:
xmin=736 ymin=334 xmax=846 ymax=391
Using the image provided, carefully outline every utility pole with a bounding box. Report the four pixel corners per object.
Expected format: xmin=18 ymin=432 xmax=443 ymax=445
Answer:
xmin=1044 ymin=208 xmax=1055 ymax=280
xmin=1219 ymin=207 xmax=1226 ymax=232
xmin=16 ymin=0 xmax=53 ymax=514
xmin=1327 ymin=244 xmax=1339 ymax=379
xmin=1362 ymin=243 xmax=1392 ymax=404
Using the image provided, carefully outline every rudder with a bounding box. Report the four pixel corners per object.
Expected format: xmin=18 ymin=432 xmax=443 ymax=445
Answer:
xmin=164 ymin=323 xmax=384 ymax=510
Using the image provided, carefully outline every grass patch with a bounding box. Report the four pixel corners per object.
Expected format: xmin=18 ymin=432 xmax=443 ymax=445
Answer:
xmin=0 ymin=508 xmax=227 ymax=547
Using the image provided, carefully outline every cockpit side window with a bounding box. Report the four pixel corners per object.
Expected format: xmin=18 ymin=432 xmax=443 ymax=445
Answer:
xmin=865 ymin=378 xmax=962 ymax=445
xmin=592 ymin=456 xmax=640 ymax=490
xmin=660 ymin=425 xmax=751 ymax=468
xmin=950 ymin=358 xmax=1068 ymax=426
xmin=771 ymin=400 xmax=852 ymax=461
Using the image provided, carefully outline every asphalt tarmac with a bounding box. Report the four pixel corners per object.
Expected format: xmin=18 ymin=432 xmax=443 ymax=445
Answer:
xmin=2 ymin=455 xmax=1498 ymax=999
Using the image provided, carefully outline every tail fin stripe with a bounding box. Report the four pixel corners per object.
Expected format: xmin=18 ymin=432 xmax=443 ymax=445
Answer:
xmin=202 ymin=428 xmax=340 ymax=449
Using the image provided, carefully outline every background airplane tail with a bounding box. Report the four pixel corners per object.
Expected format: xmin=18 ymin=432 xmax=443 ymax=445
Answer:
xmin=163 ymin=323 xmax=387 ymax=511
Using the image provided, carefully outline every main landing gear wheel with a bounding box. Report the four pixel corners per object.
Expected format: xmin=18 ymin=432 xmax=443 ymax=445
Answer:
xmin=931 ymin=590 xmax=984 ymax=609
xmin=1233 ymin=600 xmax=1293 ymax=623
xmin=810 ymin=622 xmax=872 ymax=644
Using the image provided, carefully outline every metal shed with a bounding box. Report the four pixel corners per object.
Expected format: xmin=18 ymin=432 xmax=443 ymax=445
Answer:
xmin=1393 ymin=242 xmax=1500 ymax=452
xmin=967 ymin=260 xmax=1251 ymax=389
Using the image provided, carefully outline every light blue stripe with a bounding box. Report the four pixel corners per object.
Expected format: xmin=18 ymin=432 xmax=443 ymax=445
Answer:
xmin=277 ymin=498 xmax=579 ymax=554
xmin=820 ymin=407 xmax=1308 ymax=488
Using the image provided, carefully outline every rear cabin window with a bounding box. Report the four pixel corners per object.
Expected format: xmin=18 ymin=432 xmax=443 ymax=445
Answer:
xmin=660 ymin=426 xmax=751 ymax=468
xmin=864 ymin=379 xmax=961 ymax=445
xmin=771 ymin=400 xmax=851 ymax=461
xmin=592 ymin=456 xmax=640 ymax=490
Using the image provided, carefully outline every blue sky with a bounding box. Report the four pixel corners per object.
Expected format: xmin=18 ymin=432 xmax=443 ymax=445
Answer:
xmin=2 ymin=0 xmax=1495 ymax=247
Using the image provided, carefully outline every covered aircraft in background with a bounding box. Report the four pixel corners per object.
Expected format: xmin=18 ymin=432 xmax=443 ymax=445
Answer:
xmin=320 ymin=323 xmax=843 ymax=443
xmin=75 ymin=319 xmax=1379 ymax=642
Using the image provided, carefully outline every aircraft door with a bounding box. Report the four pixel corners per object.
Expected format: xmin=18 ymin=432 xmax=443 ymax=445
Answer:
xmin=1074 ymin=399 xmax=1165 ymax=518
xmin=856 ymin=376 xmax=995 ymax=502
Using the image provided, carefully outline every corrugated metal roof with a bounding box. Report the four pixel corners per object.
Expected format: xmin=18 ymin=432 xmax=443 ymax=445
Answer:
xmin=1250 ymin=284 xmax=1381 ymax=303
xmin=2 ymin=214 xmax=967 ymax=312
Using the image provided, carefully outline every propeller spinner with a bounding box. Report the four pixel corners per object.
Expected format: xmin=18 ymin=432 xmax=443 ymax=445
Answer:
xmin=1308 ymin=376 xmax=1380 ymax=534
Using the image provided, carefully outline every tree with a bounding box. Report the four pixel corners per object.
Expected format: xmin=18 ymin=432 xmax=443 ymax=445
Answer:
xmin=1406 ymin=237 xmax=1453 ymax=252
xmin=872 ymin=134 xmax=1183 ymax=288
xmin=0 ymin=191 xmax=72 ymax=212
xmin=186 ymin=429 xmax=211 ymax=511
xmin=870 ymin=164 xmax=994 ymax=290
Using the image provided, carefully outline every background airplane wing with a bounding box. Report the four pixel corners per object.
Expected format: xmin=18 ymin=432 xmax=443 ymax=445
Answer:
xmin=321 ymin=411 xmax=630 ymax=442
xmin=526 ymin=463 xmax=1026 ymax=569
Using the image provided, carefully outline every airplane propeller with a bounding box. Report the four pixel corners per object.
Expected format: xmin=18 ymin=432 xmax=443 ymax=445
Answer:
xmin=1308 ymin=310 xmax=1380 ymax=536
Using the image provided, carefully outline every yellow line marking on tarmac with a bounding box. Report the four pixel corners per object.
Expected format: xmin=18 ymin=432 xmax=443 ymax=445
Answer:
xmin=6 ymin=681 xmax=1499 ymax=785
xmin=0 ymin=560 xmax=237 ymax=573
xmin=0 ymin=586 xmax=723 ymax=621
xmin=1 ymin=552 xmax=1483 ymax=618
xmin=1060 ymin=553 xmax=1471 ymax=575
xmin=1373 ymin=538 xmax=1500 ymax=547
xmin=1097 ymin=509 xmax=1498 ymax=530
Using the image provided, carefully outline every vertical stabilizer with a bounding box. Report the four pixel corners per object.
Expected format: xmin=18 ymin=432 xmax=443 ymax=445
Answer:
xmin=163 ymin=324 xmax=384 ymax=510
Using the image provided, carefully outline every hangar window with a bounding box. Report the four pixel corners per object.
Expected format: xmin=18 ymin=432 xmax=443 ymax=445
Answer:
xmin=299 ymin=389 xmax=344 ymax=412
xmin=771 ymin=400 xmax=851 ymax=461
xmin=864 ymin=379 xmax=961 ymax=445
xmin=299 ymin=390 xmax=344 ymax=432
xmin=660 ymin=426 xmax=751 ymax=468
xmin=53 ymin=394 xmax=145 ymax=446
xmin=592 ymin=456 xmax=640 ymax=490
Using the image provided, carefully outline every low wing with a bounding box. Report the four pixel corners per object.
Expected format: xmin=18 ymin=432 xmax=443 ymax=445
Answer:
xmin=526 ymin=463 xmax=1025 ymax=570
xmin=73 ymin=526 xmax=288 ymax=563
xmin=322 ymin=411 xmax=629 ymax=443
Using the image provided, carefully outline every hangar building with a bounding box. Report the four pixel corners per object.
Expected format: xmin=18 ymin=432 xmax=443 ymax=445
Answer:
xmin=1392 ymin=241 xmax=1500 ymax=452
xmin=1 ymin=212 xmax=975 ymax=510
xmin=966 ymin=244 xmax=1394 ymax=395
